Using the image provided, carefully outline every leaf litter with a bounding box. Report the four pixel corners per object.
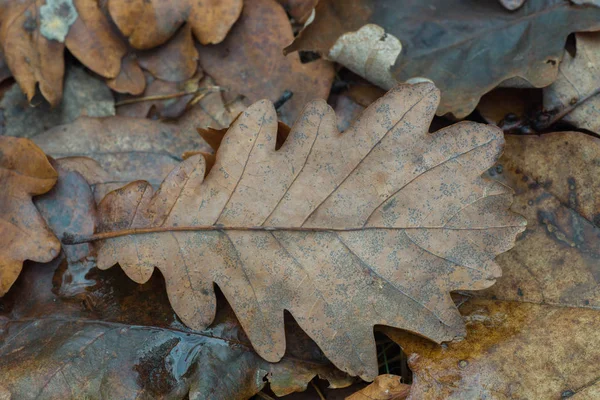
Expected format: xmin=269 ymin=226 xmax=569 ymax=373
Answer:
xmin=1 ymin=1 xmax=600 ymax=398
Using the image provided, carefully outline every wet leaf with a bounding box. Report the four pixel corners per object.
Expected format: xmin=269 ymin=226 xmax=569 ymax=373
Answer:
xmin=543 ymin=32 xmax=600 ymax=133
xmin=0 ymin=66 xmax=115 ymax=139
xmin=0 ymin=136 xmax=60 ymax=296
xmin=0 ymin=0 xmax=126 ymax=106
xmin=346 ymin=374 xmax=410 ymax=400
xmin=88 ymin=83 xmax=525 ymax=380
xmin=107 ymin=0 xmax=243 ymax=49
xmin=481 ymin=132 xmax=600 ymax=307
xmin=286 ymin=0 xmax=600 ymax=118
xmin=197 ymin=0 xmax=335 ymax=126
xmin=387 ymin=299 xmax=600 ymax=399
xmin=0 ymin=164 xmax=351 ymax=399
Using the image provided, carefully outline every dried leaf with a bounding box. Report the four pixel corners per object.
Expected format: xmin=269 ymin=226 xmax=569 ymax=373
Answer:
xmin=32 ymin=115 xmax=211 ymax=202
xmin=0 ymin=0 xmax=126 ymax=105
xmin=1 ymin=163 xmax=352 ymax=398
xmin=89 ymin=83 xmax=525 ymax=380
xmin=382 ymin=130 xmax=600 ymax=399
xmin=387 ymin=299 xmax=600 ymax=399
xmin=106 ymin=53 xmax=146 ymax=96
xmin=0 ymin=66 xmax=115 ymax=138
xmin=0 ymin=136 xmax=60 ymax=296
xmin=346 ymin=375 xmax=410 ymax=400
xmin=137 ymin=24 xmax=199 ymax=83
xmin=107 ymin=0 xmax=243 ymax=49
xmin=543 ymin=32 xmax=600 ymax=133
xmin=286 ymin=0 xmax=600 ymax=118
xmin=480 ymin=132 xmax=600 ymax=307
xmin=197 ymin=0 xmax=335 ymax=126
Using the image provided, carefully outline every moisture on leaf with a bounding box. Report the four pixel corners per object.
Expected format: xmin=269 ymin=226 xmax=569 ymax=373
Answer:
xmin=285 ymin=0 xmax=600 ymax=118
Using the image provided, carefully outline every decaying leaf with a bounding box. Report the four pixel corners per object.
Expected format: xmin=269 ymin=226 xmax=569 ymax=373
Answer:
xmin=1 ymin=163 xmax=352 ymax=398
xmin=346 ymin=374 xmax=410 ymax=400
xmin=107 ymin=0 xmax=243 ymax=49
xmin=0 ymin=136 xmax=60 ymax=296
xmin=0 ymin=0 xmax=126 ymax=105
xmin=286 ymin=0 xmax=600 ymax=118
xmin=381 ymin=130 xmax=600 ymax=399
xmin=543 ymin=32 xmax=600 ymax=133
xmin=480 ymin=132 xmax=600 ymax=307
xmin=198 ymin=0 xmax=335 ymax=126
xmin=386 ymin=299 xmax=600 ymax=399
xmin=0 ymin=66 xmax=115 ymax=139
xmin=32 ymin=115 xmax=212 ymax=202
xmin=85 ymin=83 xmax=525 ymax=380
xmin=137 ymin=24 xmax=199 ymax=83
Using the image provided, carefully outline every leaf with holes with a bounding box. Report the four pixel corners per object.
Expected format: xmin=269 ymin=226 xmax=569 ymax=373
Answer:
xmin=87 ymin=83 xmax=526 ymax=380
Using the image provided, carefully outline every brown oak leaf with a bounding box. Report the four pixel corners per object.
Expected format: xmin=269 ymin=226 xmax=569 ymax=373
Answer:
xmin=0 ymin=136 xmax=60 ymax=296
xmin=0 ymin=0 xmax=127 ymax=106
xmin=87 ymin=83 xmax=525 ymax=380
xmin=107 ymin=0 xmax=243 ymax=49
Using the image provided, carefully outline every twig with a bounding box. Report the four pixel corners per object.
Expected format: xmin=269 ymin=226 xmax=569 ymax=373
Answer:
xmin=311 ymin=381 xmax=326 ymax=400
xmin=115 ymin=86 xmax=224 ymax=107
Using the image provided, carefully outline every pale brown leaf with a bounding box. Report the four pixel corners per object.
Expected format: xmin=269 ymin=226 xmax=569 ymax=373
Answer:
xmin=90 ymin=82 xmax=525 ymax=380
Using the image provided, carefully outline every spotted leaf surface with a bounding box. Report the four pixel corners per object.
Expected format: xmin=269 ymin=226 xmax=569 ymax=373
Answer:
xmin=94 ymin=83 xmax=525 ymax=380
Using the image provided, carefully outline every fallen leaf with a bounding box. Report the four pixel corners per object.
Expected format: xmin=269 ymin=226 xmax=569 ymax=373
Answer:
xmin=0 ymin=0 xmax=126 ymax=105
xmin=197 ymin=0 xmax=335 ymax=126
xmin=543 ymin=32 xmax=600 ymax=133
xmin=87 ymin=83 xmax=525 ymax=380
xmin=381 ymin=130 xmax=600 ymax=399
xmin=346 ymin=374 xmax=410 ymax=400
xmin=386 ymin=299 xmax=600 ymax=399
xmin=479 ymin=132 xmax=600 ymax=307
xmin=137 ymin=24 xmax=199 ymax=83
xmin=106 ymin=53 xmax=146 ymax=96
xmin=32 ymin=115 xmax=211 ymax=202
xmin=0 ymin=66 xmax=115 ymax=138
xmin=285 ymin=0 xmax=600 ymax=118
xmin=107 ymin=0 xmax=243 ymax=49
xmin=0 ymin=136 xmax=60 ymax=296
xmin=1 ymin=164 xmax=352 ymax=398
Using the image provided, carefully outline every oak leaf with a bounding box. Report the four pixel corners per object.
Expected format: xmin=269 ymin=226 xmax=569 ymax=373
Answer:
xmin=89 ymin=83 xmax=525 ymax=380
xmin=383 ymin=131 xmax=600 ymax=399
xmin=1 ymin=161 xmax=351 ymax=399
xmin=543 ymin=32 xmax=600 ymax=133
xmin=0 ymin=136 xmax=60 ymax=296
xmin=0 ymin=0 xmax=126 ymax=106
xmin=107 ymin=0 xmax=243 ymax=49
xmin=197 ymin=0 xmax=335 ymax=126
